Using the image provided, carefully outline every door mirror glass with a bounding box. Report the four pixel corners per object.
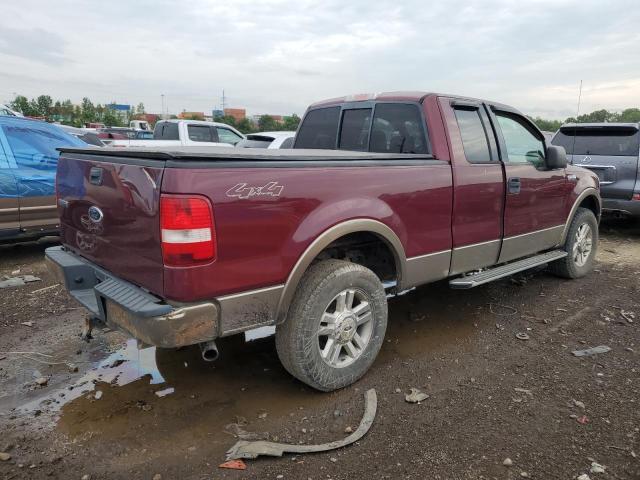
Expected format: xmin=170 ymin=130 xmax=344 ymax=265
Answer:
xmin=545 ymin=145 xmax=567 ymax=169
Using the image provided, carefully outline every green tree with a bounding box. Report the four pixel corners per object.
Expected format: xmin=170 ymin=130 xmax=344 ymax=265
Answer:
xmin=136 ymin=103 xmax=145 ymax=115
xmin=214 ymin=114 xmax=238 ymax=127
xmin=236 ymin=117 xmax=257 ymax=134
xmin=258 ymin=114 xmax=278 ymax=132
xmin=618 ymin=108 xmax=640 ymax=123
xmin=282 ymin=114 xmax=301 ymax=131
xmin=81 ymin=97 xmax=96 ymax=124
xmin=10 ymin=95 xmax=33 ymax=116
xmin=36 ymin=95 xmax=53 ymax=119
xmin=528 ymin=116 xmax=562 ymax=132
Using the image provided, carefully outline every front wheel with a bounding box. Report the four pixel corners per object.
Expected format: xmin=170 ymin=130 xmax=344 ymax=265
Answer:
xmin=275 ymin=259 xmax=388 ymax=391
xmin=549 ymin=207 xmax=598 ymax=279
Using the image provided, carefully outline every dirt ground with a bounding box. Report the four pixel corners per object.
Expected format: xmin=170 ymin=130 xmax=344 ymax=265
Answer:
xmin=0 ymin=218 xmax=638 ymax=480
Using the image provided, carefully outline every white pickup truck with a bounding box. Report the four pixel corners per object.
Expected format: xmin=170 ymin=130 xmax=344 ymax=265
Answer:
xmin=111 ymin=119 xmax=245 ymax=148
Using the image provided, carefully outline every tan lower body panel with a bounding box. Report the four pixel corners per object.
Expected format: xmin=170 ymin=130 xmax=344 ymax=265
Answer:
xmin=498 ymin=225 xmax=564 ymax=263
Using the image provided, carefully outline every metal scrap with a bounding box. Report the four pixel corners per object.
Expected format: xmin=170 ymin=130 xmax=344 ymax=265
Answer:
xmin=572 ymin=345 xmax=611 ymax=357
xmin=226 ymin=388 xmax=377 ymax=460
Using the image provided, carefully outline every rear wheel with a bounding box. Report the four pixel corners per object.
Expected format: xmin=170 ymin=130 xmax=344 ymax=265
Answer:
xmin=275 ymin=259 xmax=387 ymax=391
xmin=549 ymin=207 xmax=598 ymax=278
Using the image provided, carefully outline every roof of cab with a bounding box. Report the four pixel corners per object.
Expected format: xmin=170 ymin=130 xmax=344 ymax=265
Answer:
xmin=560 ymin=122 xmax=639 ymax=130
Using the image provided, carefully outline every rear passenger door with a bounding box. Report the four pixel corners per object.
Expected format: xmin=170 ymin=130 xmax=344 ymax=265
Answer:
xmin=0 ymin=131 xmax=20 ymax=237
xmin=488 ymin=108 xmax=568 ymax=262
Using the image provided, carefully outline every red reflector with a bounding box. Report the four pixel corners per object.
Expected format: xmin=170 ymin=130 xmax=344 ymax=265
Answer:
xmin=160 ymin=195 xmax=216 ymax=266
xmin=633 ymin=193 xmax=640 ymax=201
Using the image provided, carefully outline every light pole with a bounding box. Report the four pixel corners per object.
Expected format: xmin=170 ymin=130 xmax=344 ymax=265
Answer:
xmin=161 ymin=94 xmax=165 ymax=119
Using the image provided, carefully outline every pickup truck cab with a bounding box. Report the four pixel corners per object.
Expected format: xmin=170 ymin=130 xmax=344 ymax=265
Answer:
xmin=46 ymin=92 xmax=600 ymax=391
xmin=110 ymin=119 xmax=244 ymax=148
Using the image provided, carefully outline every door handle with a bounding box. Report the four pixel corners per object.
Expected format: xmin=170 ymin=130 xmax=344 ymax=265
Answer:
xmin=508 ymin=177 xmax=521 ymax=194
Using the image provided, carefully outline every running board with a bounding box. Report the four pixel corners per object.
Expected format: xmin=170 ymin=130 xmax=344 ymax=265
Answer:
xmin=448 ymin=250 xmax=568 ymax=289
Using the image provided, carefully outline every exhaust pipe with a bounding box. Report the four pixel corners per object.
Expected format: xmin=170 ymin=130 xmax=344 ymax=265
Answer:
xmin=199 ymin=340 xmax=219 ymax=362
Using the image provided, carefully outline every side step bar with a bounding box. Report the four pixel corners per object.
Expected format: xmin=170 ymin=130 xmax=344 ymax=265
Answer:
xmin=449 ymin=250 xmax=567 ymax=289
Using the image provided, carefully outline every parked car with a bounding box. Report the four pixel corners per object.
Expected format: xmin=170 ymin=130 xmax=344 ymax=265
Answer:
xmin=47 ymin=91 xmax=600 ymax=391
xmin=110 ymin=120 xmax=244 ymax=147
xmin=552 ymin=123 xmax=640 ymax=217
xmin=57 ymin=125 xmax=104 ymax=147
xmin=236 ymin=131 xmax=296 ymax=149
xmin=0 ymin=116 xmax=85 ymax=242
xmin=134 ymin=130 xmax=154 ymax=140
xmin=0 ymin=104 xmax=23 ymax=117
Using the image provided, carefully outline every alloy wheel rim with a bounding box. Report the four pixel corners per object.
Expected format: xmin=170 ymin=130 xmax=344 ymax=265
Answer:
xmin=317 ymin=288 xmax=374 ymax=368
xmin=573 ymin=223 xmax=593 ymax=267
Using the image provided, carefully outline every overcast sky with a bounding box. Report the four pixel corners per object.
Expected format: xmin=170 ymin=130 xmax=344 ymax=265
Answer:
xmin=1 ymin=0 xmax=638 ymax=119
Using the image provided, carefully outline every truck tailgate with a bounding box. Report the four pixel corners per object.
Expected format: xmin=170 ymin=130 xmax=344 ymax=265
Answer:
xmin=56 ymin=152 xmax=165 ymax=296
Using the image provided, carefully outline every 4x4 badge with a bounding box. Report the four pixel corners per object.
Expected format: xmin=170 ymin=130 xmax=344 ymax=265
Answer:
xmin=226 ymin=182 xmax=284 ymax=199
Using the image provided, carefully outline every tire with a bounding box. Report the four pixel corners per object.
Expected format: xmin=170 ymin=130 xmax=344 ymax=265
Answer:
xmin=549 ymin=207 xmax=598 ymax=279
xmin=275 ymin=259 xmax=388 ymax=392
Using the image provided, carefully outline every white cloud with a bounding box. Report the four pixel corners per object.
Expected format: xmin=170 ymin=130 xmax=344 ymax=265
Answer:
xmin=0 ymin=0 xmax=639 ymax=119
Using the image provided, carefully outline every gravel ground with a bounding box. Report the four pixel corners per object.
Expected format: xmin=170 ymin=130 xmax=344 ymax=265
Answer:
xmin=0 ymin=218 xmax=638 ymax=480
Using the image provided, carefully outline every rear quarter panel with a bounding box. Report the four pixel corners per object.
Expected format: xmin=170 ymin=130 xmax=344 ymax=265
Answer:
xmin=161 ymin=164 xmax=453 ymax=302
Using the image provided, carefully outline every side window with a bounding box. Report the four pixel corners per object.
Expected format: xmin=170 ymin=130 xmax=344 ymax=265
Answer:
xmin=454 ymin=108 xmax=492 ymax=163
xmin=495 ymin=112 xmax=545 ymax=166
xmin=339 ymin=109 xmax=371 ymax=151
xmin=154 ymin=122 xmax=179 ymax=140
xmin=217 ymin=127 xmax=242 ymax=145
xmin=2 ymin=123 xmax=82 ymax=171
xmin=295 ymin=107 xmax=340 ymax=149
xmin=370 ymin=103 xmax=427 ymax=154
xmin=187 ymin=125 xmax=213 ymax=142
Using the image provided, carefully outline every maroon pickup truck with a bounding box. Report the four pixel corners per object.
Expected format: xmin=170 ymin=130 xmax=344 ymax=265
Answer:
xmin=46 ymin=92 xmax=600 ymax=391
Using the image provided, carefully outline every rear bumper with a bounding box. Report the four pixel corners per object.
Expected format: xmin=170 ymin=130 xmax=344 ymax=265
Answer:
xmin=602 ymin=197 xmax=640 ymax=217
xmin=45 ymin=246 xmax=219 ymax=348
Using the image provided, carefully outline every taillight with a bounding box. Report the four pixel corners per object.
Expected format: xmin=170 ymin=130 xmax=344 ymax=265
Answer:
xmin=633 ymin=193 xmax=640 ymax=201
xmin=160 ymin=194 xmax=216 ymax=266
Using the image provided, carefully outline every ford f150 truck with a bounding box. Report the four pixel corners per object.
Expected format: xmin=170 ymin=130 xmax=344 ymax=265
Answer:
xmin=46 ymin=92 xmax=601 ymax=391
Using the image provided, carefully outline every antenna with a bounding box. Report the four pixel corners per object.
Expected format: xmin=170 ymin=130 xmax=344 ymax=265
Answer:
xmin=571 ymin=80 xmax=582 ymax=159
xmin=221 ymin=89 xmax=227 ymax=112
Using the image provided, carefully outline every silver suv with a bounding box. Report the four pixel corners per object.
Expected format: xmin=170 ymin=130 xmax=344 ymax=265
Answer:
xmin=552 ymin=123 xmax=640 ymax=217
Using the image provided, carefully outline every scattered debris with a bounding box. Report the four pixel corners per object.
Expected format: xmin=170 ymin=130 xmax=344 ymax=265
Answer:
xmin=35 ymin=377 xmax=49 ymax=387
xmin=577 ymin=474 xmax=591 ymax=480
xmin=108 ymin=359 xmax=126 ymax=369
xmin=590 ymin=462 xmax=605 ymax=474
xmin=577 ymin=415 xmax=589 ymax=425
xmin=219 ymin=459 xmax=247 ymax=470
xmin=515 ymin=332 xmax=530 ymax=341
xmin=330 ymin=457 xmax=338 ymax=463
xmin=21 ymin=321 xmax=34 ymax=327
xmin=226 ymin=389 xmax=377 ymax=460
xmin=405 ymin=387 xmax=429 ymax=403
xmin=488 ymin=303 xmax=518 ymax=316
xmin=0 ymin=452 xmax=11 ymax=461
xmin=344 ymin=426 xmax=353 ymax=434
xmin=94 ymin=391 xmax=103 ymax=400
xmin=224 ymin=422 xmax=261 ymax=441
xmin=514 ymin=388 xmax=532 ymax=396
xmin=81 ymin=475 xmax=91 ymax=480
xmin=258 ymin=411 xmax=268 ymax=419
xmin=394 ymin=388 xmax=401 ymax=393
xmin=68 ymin=363 xmax=79 ymax=373
xmin=29 ymin=284 xmax=60 ymax=295
xmin=152 ymin=474 xmax=162 ymax=480
xmin=520 ymin=472 xmax=529 ymax=478
xmin=572 ymin=346 xmax=611 ymax=357
xmin=155 ymin=387 xmax=175 ymax=398
xmin=573 ymin=399 xmax=586 ymax=410
xmin=0 ymin=275 xmax=41 ymax=288
xmin=503 ymin=458 xmax=513 ymax=467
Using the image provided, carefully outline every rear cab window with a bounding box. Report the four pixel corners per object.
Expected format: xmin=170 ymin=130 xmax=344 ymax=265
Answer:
xmin=295 ymin=102 xmax=428 ymax=154
xmin=453 ymin=107 xmax=493 ymax=163
xmin=552 ymin=127 xmax=640 ymax=156
xmin=187 ymin=125 xmax=214 ymax=142
xmin=154 ymin=122 xmax=179 ymax=140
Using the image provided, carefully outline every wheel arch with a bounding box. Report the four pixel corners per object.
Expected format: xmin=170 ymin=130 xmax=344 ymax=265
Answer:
xmin=275 ymin=219 xmax=407 ymax=323
xmin=560 ymin=187 xmax=601 ymax=244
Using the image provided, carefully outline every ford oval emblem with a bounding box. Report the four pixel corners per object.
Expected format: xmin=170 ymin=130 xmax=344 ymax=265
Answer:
xmin=88 ymin=206 xmax=104 ymax=223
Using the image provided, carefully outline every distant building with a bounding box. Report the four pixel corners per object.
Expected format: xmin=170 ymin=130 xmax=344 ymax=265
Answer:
xmin=212 ymin=109 xmax=224 ymax=118
xmin=178 ymin=111 xmax=205 ymax=120
xmin=106 ymin=103 xmax=131 ymax=121
xmin=224 ymin=108 xmax=246 ymax=122
xmin=132 ymin=113 xmax=160 ymax=125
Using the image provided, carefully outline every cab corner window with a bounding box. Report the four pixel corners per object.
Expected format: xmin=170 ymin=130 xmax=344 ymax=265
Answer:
xmin=495 ymin=112 xmax=545 ymax=167
xmin=187 ymin=125 xmax=213 ymax=142
xmin=454 ymin=108 xmax=492 ymax=163
xmin=370 ymin=103 xmax=427 ymax=154
xmin=217 ymin=127 xmax=242 ymax=145
xmin=339 ymin=108 xmax=372 ymax=151
xmin=294 ymin=106 xmax=340 ymax=149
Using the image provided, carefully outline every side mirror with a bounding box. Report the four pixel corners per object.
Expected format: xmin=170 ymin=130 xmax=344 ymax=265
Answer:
xmin=545 ymin=145 xmax=567 ymax=170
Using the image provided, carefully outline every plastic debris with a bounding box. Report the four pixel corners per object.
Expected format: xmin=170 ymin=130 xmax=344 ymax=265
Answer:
xmin=226 ymin=389 xmax=377 ymax=460
xmin=577 ymin=415 xmax=589 ymax=424
xmin=515 ymin=332 xmax=530 ymax=341
xmin=572 ymin=346 xmax=611 ymax=357
xmin=0 ymin=275 xmax=41 ymax=288
xmin=405 ymin=388 xmax=429 ymax=403
xmin=590 ymin=462 xmax=605 ymax=474
xmin=155 ymin=387 xmax=175 ymax=398
xmin=219 ymin=459 xmax=247 ymax=470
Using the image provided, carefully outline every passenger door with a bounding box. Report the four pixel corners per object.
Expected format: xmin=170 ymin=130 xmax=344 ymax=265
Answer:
xmin=488 ymin=108 xmax=569 ymax=262
xmin=1 ymin=121 xmax=66 ymax=233
xmin=216 ymin=127 xmax=243 ymax=146
xmin=0 ymin=135 xmax=20 ymax=237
